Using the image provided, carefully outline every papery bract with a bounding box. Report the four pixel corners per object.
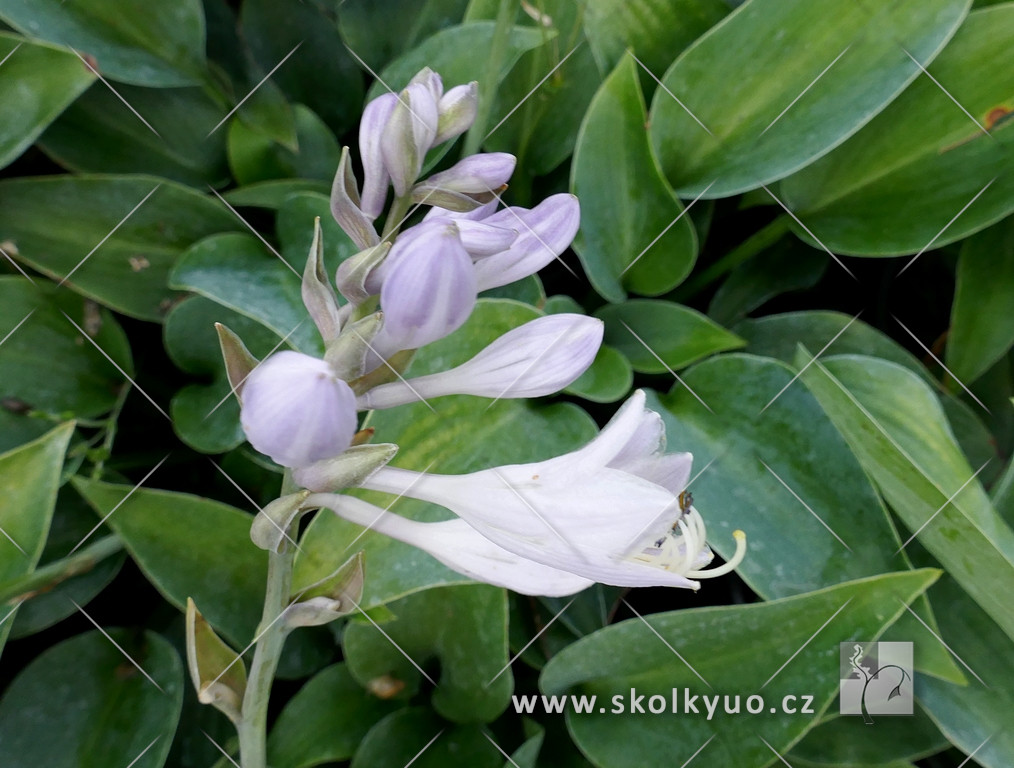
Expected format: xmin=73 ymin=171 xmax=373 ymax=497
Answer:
xmin=240 ymin=351 xmax=358 ymax=468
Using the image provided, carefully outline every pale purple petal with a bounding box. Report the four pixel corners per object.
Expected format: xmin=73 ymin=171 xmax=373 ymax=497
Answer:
xmin=240 ymin=351 xmax=358 ymax=468
xmin=454 ymin=219 xmax=517 ymax=256
xmin=473 ymin=194 xmax=580 ymax=291
xmin=358 ymin=93 xmax=398 ymax=219
xmin=359 ymin=314 xmax=602 ymax=409
xmin=382 ymin=83 xmax=439 ymax=196
xmin=435 ymin=82 xmax=478 ymax=144
xmin=417 ymin=153 xmax=516 ymax=194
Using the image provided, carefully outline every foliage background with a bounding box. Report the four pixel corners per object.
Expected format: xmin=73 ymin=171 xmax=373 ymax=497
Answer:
xmin=0 ymin=1 xmax=1012 ymax=767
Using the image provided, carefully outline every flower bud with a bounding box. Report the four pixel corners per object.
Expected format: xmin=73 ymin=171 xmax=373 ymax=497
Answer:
xmin=292 ymin=442 xmax=399 ymax=492
xmin=412 ymin=153 xmax=516 ymax=211
xmin=240 ymin=351 xmax=358 ymax=468
xmin=435 ymin=82 xmax=478 ymax=145
xmin=382 ymin=83 xmax=439 ymax=197
xmin=358 ymin=93 xmax=398 ymax=219
xmin=331 ymin=146 xmax=381 ymax=249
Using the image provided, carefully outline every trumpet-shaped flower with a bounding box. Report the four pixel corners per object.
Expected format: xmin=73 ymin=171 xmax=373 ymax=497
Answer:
xmin=358 ymin=314 xmax=602 ymax=409
xmin=240 ymin=351 xmax=358 ymax=468
xmin=318 ymin=391 xmax=745 ymax=590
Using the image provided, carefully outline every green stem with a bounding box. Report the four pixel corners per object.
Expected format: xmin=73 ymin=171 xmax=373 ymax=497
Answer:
xmin=0 ymin=535 xmax=124 ymax=605
xmin=462 ymin=0 xmax=517 ymax=157
xmin=381 ymin=194 xmax=413 ymax=241
xmin=677 ymin=215 xmax=791 ymax=299
xmin=236 ymin=543 xmax=295 ymax=768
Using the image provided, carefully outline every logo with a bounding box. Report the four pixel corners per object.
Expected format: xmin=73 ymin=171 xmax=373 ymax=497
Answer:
xmin=839 ymin=641 xmax=913 ymax=723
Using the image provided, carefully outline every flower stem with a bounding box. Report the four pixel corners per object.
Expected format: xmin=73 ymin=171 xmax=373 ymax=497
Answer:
xmin=237 ymin=542 xmax=295 ymax=768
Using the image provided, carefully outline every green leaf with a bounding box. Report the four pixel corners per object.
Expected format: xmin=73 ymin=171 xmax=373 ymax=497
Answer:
xmin=565 ymin=345 xmax=633 ymax=404
xmin=479 ymin=274 xmax=546 ymax=306
xmin=594 ymin=299 xmax=744 ymax=373
xmin=0 ymin=277 xmax=132 ymax=418
xmin=916 ymin=576 xmax=1014 ymax=768
xmin=0 ymin=0 xmax=207 ymax=86
xmin=39 ymin=84 xmax=229 ymax=187
xmin=71 ymin=477 xmax=267 ymax=647
xmin=582 ymin=0 xmax=727 ymax=80
xmin=351 ymin=709 xmax=502 ymax=768
xmin=649 ymin=0 xmax=970 ymax=197
xmin=227 ymin=104 xmax=341 ymax=185
xmin=364 ymin=21 xmax=550 ymax=101
xmin=222 ymin=179 xmax=330 ymax=209
xmin=268 ymin=663 xmax=398 ymax=768
xmin=571 ymin=55 xmax=696 ymax=303
xmin=782 ymin=5 xmax=1014 ymax=256
xmin=541 ymin=570 xmax=939 ymax=768
xmin=788 ymin=706 xmax=947 ymax=765
xmin=10 ymin=488 xmax=125 ymax=638
xmin=339 ymin=0 xmax=471 ymax=73
xmin=294 ymin=300 xmax=596 ymax=606
xmin=0 ymin=33 xmax=96 ymax=170
xmin=947 ymin=217 xmax=1014 ymax=384
xmin=242 ymin=0 xmax=363 ymax=136
xmin=344 ymin=585 xmax=511 ymax=723
xmin=0 ymin=629 xmax=183 ymax=768
xmin=798 ymin=354 xmax=1014 ymax=643
xmin=164 ymin=296 xmax=285 ymax=454
xmin=170 ymin=232 xmax=321 ymax=355
xmin=0 ymin=176 xmax=242 ymax=321
xmin=0 ymin=423 xmax=73 ymax=654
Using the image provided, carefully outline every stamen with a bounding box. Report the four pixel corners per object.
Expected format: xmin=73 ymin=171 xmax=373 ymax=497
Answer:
xmin=687 ymin=530 xmax=747 ymax=579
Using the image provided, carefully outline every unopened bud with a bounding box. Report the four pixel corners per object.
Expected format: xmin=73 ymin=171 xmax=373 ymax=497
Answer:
xmin=292 ymin=442 xmax=399 ymax=492
xmin=334 ymin=242 xmax=390 ymax=304
xmin=435 ymin=82 xmax=478 ymax=145
xmin=382 ymin=83 xmax=439 ymax=197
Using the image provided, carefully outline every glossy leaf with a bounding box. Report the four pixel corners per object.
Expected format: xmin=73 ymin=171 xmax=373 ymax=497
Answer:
xmin=227 ymin=104 xmax=341 ymax=186
xmin=582 ymin=0 xmax=727 ymax=79
xmin=541 ymin=570 xmax=939 ymax=768
xmin=782 ymin=5 xmax=1014 ymax=255
xmin=294 ymin=300 xmax=596 ymax=606
xmin=798 ymin=354 xmax=1014 ymax=643
xmin=0 ymin=33 xmax=96 ymax=171
xmin=649 ymin=0 xmax=969 ymax=197
xmin=788 ymin=706 xmax=947 ymax=765
xmin=0 ymin=423 xmax=73 ymax=654
xmin=169 ymin=232 xmax=321 ymax=355
xmin=571 ymin=55 xmax=696 ymax=302
xmin=39 ymin=84 xmax=229 ymax=187
xmin=0 ymin=0 xmax=207 ymax=86
xmin=351 ymin=709 xmax=502 ymax=768
xmin=0 ymin=176 xmax=242 ymax=320
xmin=947 ymin=218 xmax=1014 ymax=384
xmin=222 ymin=179 xmax=330 ymax=209
xmin=565 ymin=345 xmax=632 ymax=404
xmin=0 ymin=277 xmax=132 ymax=418
xmin=72 ymin=477 xmax=267 ymax=646
xmin=344 ymin=585 xmax=511 ymax=723
xmin=0 ymin=629 xmax=183 ymax=768
xmin=276 ymin=192 xmax=362 ymax=275
xmin=594 ymin=300 xmax=744 ymax=373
